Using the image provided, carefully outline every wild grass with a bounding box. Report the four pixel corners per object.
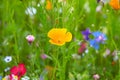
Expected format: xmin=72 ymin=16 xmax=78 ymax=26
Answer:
xmin=0 ymin=0 xmax=120 ymax=80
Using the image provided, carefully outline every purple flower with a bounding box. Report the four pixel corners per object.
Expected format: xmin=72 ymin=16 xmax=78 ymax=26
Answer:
xmin=40 ymin=54 xmax=52 ymax=60
xmin=89 ymin=31 xmax=107 ymax=50
xmin=81 ymin=28 xmax=91 ymax=40
xmin=26 ymin=35 xmax=35 ymax=44
xmin=41 ymin=54 xmax=48 ymax=60
xmin=93 ymin=31 xmax=107 ymax=43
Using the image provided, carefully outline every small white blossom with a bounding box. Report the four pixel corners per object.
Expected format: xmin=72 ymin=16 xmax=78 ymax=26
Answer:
xmin=4 ymin=56 xmax=12 ymax=63
xmin=59 ymin=8 xmax=62 ymax=14
xmin=85 ymin=49 xmax=89 ymax=53
xmin=113 ymin=55 xmax=119 ymax=61
xmin=4 ymin=67 xmax=10 ymax=72
xmin=21 ymin=76 xmax=30 ymax=80
xmin=96 ymin=5 xmax=102 ymax=12
xmin=25 ymin=7 xmax=37 ymax=16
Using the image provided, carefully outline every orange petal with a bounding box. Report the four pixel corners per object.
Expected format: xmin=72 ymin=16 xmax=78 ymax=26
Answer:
xmin=47 ymin=28 xmax=67 ymax=39
xmin=109 ymin=0 xmax=120 ymax=9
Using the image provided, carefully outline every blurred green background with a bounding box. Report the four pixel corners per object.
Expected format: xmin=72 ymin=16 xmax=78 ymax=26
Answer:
xmin=0 ymin=0 xmax=120 ymax=80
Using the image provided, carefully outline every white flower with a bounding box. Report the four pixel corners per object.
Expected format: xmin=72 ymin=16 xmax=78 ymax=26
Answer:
xmin=21 ymin=76 xmax=30 ymax=80
xmin=85 ymin=49 xmax=89 ymax=53
xmin=2 ymin=74 xmax=18 ymax=80
xmin=4 ymin=67 xmax=10 ymax=72
xmin=113 ymin=55 xmax=119 ymax=61
xmin=4 ymin=56 xmax=12 ymax=63
xmin=96 ymin=5 xmax=102 ymax=12
xmin=59 ymin=8 xmax=62 ymax=14
xmin=25 ymin=7 xmax=37 ymax=16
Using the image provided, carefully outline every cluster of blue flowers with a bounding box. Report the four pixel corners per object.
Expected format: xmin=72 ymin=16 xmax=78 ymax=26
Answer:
xmin=82 ymin=28 xmax=107 ymax=50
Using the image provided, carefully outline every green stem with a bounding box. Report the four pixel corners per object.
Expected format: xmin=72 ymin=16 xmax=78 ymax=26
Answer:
xmin=51 ymin=46 xmax=60 ymax=80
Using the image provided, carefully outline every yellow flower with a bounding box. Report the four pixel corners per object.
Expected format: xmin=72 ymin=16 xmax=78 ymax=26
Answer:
xmin=47 ymin=28 xmax=72 ymax=46
xmin=46 ymin=0 xmax=52 ymax=10
xmin=109 ymin=0 xmax=120 ymax=10
xmin=2 ymin=78 xmax=6 ymax=80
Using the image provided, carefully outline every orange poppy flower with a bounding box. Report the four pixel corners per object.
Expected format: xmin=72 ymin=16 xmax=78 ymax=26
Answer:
xmin=46 ymin=0 xmax=52 ymax=10
xmin=47 ymin=28 xmax=72 ymax=46
xmin=109 ymin=0 xmax=120 ymax=10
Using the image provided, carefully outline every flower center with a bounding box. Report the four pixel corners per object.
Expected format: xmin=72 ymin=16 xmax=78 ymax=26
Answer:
xmin=58 ymin=40 xmax=61 ymax=43
xmin=98 ymin=35 xmax=103 ymax=41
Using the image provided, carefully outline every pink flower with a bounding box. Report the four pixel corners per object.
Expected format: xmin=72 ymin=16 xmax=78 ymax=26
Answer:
xmin=41 ymin=54 xmax=48 ymax=60
xmin=93 ymin=74 xmax=100 ymax=80
xmin=26 ymin=35 xmax=35 ymax=44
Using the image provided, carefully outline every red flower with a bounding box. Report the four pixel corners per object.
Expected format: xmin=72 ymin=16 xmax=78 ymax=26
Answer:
xmin=10 ymin=63 xmax=26 ymax=80
xmin=78 ymin=41 xmax=87 ymax=55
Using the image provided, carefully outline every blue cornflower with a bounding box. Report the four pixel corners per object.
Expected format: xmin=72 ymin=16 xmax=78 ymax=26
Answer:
xmin=81 ymin=28 xmax=91 ymax=40
xmin=89 ymin=31 xmax=107 ymax=50
xmin=0 ymin=76 xmax=2 ymax=80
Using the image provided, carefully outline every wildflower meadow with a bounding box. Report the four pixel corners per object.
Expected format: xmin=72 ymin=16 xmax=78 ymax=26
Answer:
xmin=0 ymin=0 xmax=120 ymax=80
